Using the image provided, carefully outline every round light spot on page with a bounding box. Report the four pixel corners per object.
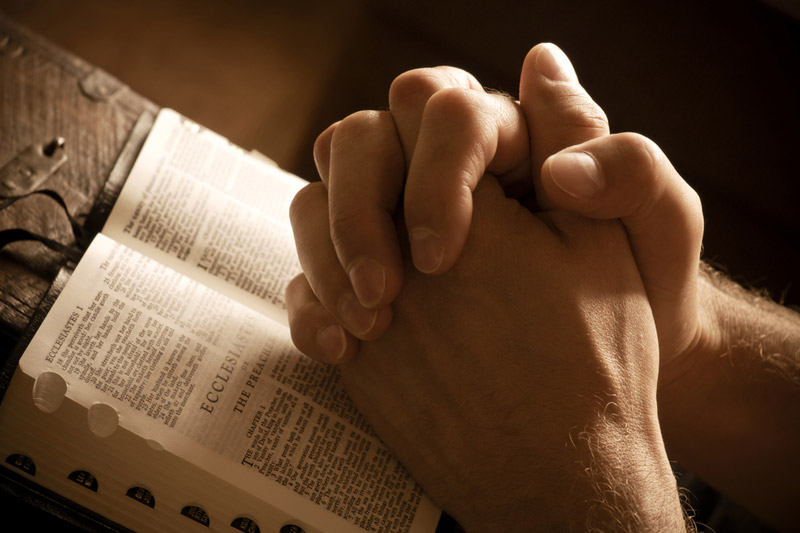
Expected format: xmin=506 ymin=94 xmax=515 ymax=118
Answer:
xmin=32 ymin=371 xmax=67 ymax=413
xmin=87 ymin=403 xmax=119 ymax=438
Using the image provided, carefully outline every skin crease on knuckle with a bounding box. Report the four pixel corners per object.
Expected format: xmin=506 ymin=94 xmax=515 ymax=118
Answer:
xmin=624 ymin=132 xmax=706 ymax=240
xmin=411 ymin=91 xmax=496 ymax=194
xmin=421 ymin=88 xmax=493 ymax=141
xmin=331 ymin=109 xmax=386 ymax=149
xmin=329 ymin=210 xmax=371 ymax=252
xmin=528 ymin=83 xmax=609 ymax=134
xmin=607 ymin=133 xmax=704 ymax=252
xmin=389 ymin=67 xmax=478 ymax=110
xmin=551 ymin=99 xmax=609 ymax=141
xmin=389 ymin=69 xmax=436 ymax=107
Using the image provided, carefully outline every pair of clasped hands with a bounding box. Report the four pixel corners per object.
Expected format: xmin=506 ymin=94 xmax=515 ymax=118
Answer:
xmin=286 ymin=44 xmax=706 ymax=530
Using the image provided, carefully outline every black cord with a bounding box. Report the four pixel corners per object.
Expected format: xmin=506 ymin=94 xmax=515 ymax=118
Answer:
xmin=0 ymin=189 xmax=87 ymax=262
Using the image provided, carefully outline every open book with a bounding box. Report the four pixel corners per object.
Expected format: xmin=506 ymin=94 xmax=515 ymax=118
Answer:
xmin=0 ymin=109 xmax=440 ymax=532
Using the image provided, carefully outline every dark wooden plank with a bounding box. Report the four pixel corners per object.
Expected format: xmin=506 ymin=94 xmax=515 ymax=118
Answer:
xmin=0 ymin=13 xmax=157 ymax=338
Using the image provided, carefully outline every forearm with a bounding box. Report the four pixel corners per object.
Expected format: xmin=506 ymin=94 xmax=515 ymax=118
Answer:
xmin=454 ymin=417 xmax=687 ymax=533
xmin=551 ymin=420 xmax=687 ymax=533
xmin=658 ymin=263 xmax=800 ymax=531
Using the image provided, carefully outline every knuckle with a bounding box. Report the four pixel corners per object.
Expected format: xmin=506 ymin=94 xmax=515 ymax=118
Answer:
xmin=424 ymin=89 xmax=492 ymax=146
xmin=332 ymin=110 xmax=386 ymax=147
xmin=684 ymin=186 xmax=705 ymax=239
xmin=535 ymin=84 xmax=609 ymax=138
xmin=561 ymin=96 xmax=609 ymax=135
xmin=617 ymin=131 xmax=661 ymax=161
xmin=576 ymin=101 xmax=609 ymax=133
xmin=423 ymin=89 xmax=494 ymax=170
xmin=285 ymin=273 xmax=307 ymax=303
xmin=287 ymin=307 xmax=316 ymax=356
xmin=389 ymin=66 xmax=477 ymax=110
xmin=390 ymin=68 xmax=429 ymax=91
xmin=613 ymin=132 xmax=704 ymax=232
xmin=390 ymin=69 xmax=439 ymax=109
xmin=288 ymin=300 xmax=317 ymax=333
xmin=425 ymin=87 xmax=479 ymax=118
xmin=614 ymin=132 xmax=665 ymax=185
xmin=329 ymin=211 xmax=367 ymax=251
xmin=685 ymin=184 xmax=703 ymax=221
xmin=313 ymin=123 xmax=336 ymax=161
xmin=613 ymin=133 xmax=668 ymax=217
xmin=289 ymin=182 xmax=325 ymax=227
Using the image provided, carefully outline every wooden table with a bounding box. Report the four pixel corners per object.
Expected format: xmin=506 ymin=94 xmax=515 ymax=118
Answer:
xmin=0 ymin=11 xmax=157 ymax=347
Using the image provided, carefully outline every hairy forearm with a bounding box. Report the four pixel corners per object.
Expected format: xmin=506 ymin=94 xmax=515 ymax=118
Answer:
xmin=452 ymin=408 xmax=688 ymax=532
xmin=658 ymin=263 xmax=800 ymax=531
xmin=566 ymin=420 xmax=688 ymax=533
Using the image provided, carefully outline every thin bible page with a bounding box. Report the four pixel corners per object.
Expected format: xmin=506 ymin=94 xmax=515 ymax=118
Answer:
xmin=15 ymin=234 xmax=440 ymax=533
xmin=103 ymin=108 xmax=306 ymax=325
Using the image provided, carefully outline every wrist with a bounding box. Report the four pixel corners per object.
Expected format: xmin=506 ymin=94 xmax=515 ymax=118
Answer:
xmin=656 ymin=262 xmax=800 ymax=531
xmin=656 ymin=260 xmax=733 ymax=408
xmin=454 ymin=412 xmax=686 ymax=532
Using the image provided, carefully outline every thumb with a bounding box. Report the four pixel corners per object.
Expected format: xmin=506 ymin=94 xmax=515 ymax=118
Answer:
xmin=541 ymin=132 xmax=704 ymax=360
xmin=519 ymin=43 xmax=609 ymax=210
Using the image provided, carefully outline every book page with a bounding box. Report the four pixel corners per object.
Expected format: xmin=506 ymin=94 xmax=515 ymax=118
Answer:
xmin=18 ymin=234 xmax=439 ymax=533
xmin=103 ymin=108 xmax=306 ymax=325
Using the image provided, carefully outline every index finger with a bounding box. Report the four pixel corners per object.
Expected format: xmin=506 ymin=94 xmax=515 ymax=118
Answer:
xmin=389 ymin=67 xmax=530 ymax=273
xmin=402 ymin=88 xmax=529 ymax=273
xmin=327 ymin=110 xmax=406 ymax=309
xmin=389 ymin=66 xmax=485 ymax=167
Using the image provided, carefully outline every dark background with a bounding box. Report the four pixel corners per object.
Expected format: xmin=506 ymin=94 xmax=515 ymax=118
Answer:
xmin=0 ymin=0 xmax=798 ymax=531
xmin=3 ymin=0 xmax=799 ymax=307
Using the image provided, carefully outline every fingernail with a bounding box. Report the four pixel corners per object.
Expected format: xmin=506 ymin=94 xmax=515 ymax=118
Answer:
xmin=317 ymin=324 xmax=346 ymax=362
xmin=409 ymin=227 xmax=443 ymax=274
xmin=536 ymin=43 xmax=578 ymax=83
xmin=549 ymin=152 xmax=603 ymax=199
xmin=348 ymin=258 xmax=385 ymax=308
xmin=338 ymin=293 xmax=378 ymax=336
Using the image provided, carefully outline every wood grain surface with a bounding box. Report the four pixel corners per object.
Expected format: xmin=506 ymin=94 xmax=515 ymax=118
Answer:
xmin=0 ymin=13 xmax=156 ymax=338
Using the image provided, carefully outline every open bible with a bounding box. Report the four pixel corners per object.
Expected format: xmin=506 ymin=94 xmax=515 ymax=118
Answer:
xmin=0 ymin=109 xmax=441 ymax=533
